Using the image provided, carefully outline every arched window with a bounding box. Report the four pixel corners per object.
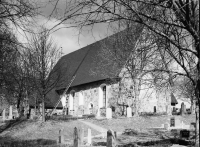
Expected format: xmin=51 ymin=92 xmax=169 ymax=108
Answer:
xmin=79 ymin=91 xmax=84 ymax=106
xmin=69 ymin=90 xmax=75 ymax=110
xmin=99 ymin=84 xmax=107 ymax=108
xmin=102 ymin=86 xmax=106 ymax=107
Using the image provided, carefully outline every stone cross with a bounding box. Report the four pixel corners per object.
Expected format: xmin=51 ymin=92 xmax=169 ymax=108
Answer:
xmin=106 ymin=108 xmax=112 ymax=119
xmin=87 ymin=128 xmax=91 ymax=145
xmin=74 ymin=127 xmax=78 ymax=147
xmin=9 ymin=105 xmax=12 ymax=119
xmin=2 ymin=109 xmax=5 ymax=122
xmin=107 ymin=129 xmax=116 ymax=147
xmin=127 ymin=107 xmax=132 ymax=117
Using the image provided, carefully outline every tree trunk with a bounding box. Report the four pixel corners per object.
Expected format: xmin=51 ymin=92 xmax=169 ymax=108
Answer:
xmin=166 ymin=91 xmax=172 ymax=115
xmin=191 ymin=100 xmax=195 ymax=114
xmin=134 ymin=79 xmax=140 ymax=117
xmin=195 ymin=104 xmax=199 ymax=147
xmin=17 ymin=98 xmax=21 ymax=116
xmin=42 ymin=95 xmax=45 ymax=122
xmin=195 ymin=59 xmax=200 ymax=147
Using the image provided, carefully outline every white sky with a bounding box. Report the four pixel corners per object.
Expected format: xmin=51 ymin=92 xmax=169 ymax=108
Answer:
xmin=16 ymin=15 xmax=110 ymax=55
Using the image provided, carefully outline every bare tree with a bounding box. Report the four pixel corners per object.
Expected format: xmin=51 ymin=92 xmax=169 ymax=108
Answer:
xmin=50 ymin=0 xmax=199 ymax=145
xmin=0 ymin=0 xmax=38 ymax=42
xmin=92 ymin=24 xmax=169 ymax=116
xmin=0 ymin=36 xmax=36 ymax=117
xmin=26 ymin=27 xmax=62 ymax=122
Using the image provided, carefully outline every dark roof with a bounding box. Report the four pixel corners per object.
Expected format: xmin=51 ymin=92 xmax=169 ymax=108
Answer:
xmin=46 ymin=25 xmax=144 ymax=108
xmin=29 ymin=90 xmax=63 ymax=109
xmin=171 ymin=93 xmax=178 ymax=105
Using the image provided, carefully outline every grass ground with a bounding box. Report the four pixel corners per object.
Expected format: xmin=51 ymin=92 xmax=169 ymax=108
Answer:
xmin=91 ymin=114 xmax=196 ymax=147
xmin=0 ymin=119 xmax=100 ymax=145
xmin=87 ymin=114 xmax=195 ymax=132
xmin=0 ymin=114 xmax=196 ymax=146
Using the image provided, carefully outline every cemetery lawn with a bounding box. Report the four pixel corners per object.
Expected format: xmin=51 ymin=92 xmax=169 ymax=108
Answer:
xmin=0 ymin=119 xmax=100 ymax=144
xmin=87 ymin=114 xmax=195 ymax=132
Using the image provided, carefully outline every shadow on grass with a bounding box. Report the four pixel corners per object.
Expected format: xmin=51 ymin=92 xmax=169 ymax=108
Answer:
xmin=93 ymin=138 xmax=195 ymax=147
xmin=0 ymin=136 xmax=57 ymax=147
xmin=0 ymin=118 xmax=28 ymax=133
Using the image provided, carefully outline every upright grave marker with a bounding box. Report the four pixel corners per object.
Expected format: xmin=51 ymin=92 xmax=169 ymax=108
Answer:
xmin=106 ymin=108 xmax=112 ymax=119
xmin=154 ymin=106 xmax=156 ymax=113
xmin=88 ymin=128 xmax=91 ymax=145
xmin=127 ymin=107 xmax=132 ymax=118
xmin=175 ymin=119 xmax=181 ymax=128
xmin=170 ymin=117 xmax=175 ymax=127
xmin=2 ymin=109 xmax=5 ymax=122
xmin=9 ymin=105 xmax=12 ymax=119
xmin=107 ymin=129 xmax=116 ymax=147
xmin=58 ymin=129 xmax=62 ymax=144
xmin=181 ymin=102 xmax=186 ymax=115
xmin=79 ymin=128 xmax=84 ymax=145
xmin=164 ymin=123 xmax=169 ymax=130
xmin=74 ymin=127 xmax=78 ymax=147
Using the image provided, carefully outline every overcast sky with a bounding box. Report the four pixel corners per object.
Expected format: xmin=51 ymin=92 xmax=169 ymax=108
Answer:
xmin=16 ymin=1 xmax=112 ymax=55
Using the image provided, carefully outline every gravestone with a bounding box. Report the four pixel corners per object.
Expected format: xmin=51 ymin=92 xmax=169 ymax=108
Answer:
xmin=181 ymin=102 xmax=186 ymax=115
xmin=79 ymin=128 xmax=84 ymax=145
xmin=154 ymin=106 xmax=156 ymax=113
xmin=190 ymin=122 xmax=196 ymax=130
xmin=29 ymin=109 xmax=34 ymax=119
xmin=175 ymin=119 xmax=182 ymax=128
xmin=181 ymin=121 xmax=184 ymax=129
xmin=96 ymin=108 xmax=100 ymax=117
xmin=106 ymin=108 xmax=112 ymax=119
xmin=170 ymin=117 xmax=175 ymax=127
xmin=107 ymin=129 xmax=116 ymax=147
xmin=127 ymin=107 xmax=132 ymax=118
xmin=2 ymin=109 xmax=5 ymax=122
xmin=180 ymin=130 xmax=190 ymax=139
xmin=16 ymin=111 xmax=19 ymax=118
xmin=9 ymin=105 xmax=12 ymax=119
xmin=74 ymin=127 xmax=78 ymax=147
xmin=114 ymin=131 xmax=117 ymax=138
xmin=58 ymin=129 xmax=62 ymax=144
xmin=164 ymin=123 xmax=169 ymax=130
xmin=172 ymin=107 xmax=176 ymax=115
xmin=183 ymin=104 xmax=186 ymax=114
xmin=88 ymin=128 xmax=91 ymax=145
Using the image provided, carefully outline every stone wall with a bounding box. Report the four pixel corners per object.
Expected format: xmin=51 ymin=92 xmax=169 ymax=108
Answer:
xmin=66 ymin=81 xmax=114 ymax=116
xmin=116 ymin=67 xmax=170 ymax=114
xmin=62 ymin=70 xmax=171 ymax=117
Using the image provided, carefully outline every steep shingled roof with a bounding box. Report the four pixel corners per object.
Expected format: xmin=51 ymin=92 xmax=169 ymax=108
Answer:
xmin=46 ymin=25 xmax=144 ymax=108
